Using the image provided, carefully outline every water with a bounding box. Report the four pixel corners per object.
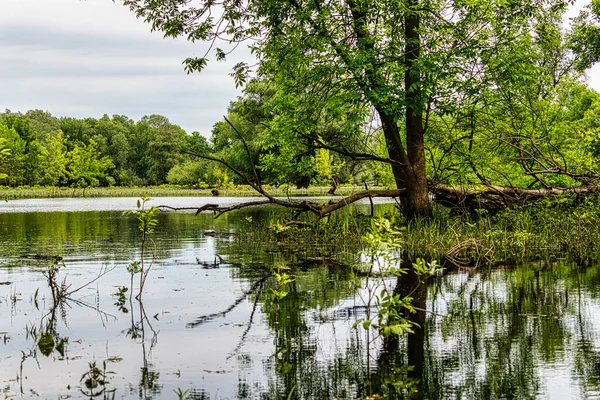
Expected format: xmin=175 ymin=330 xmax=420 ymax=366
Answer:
xmin=1 ymin=198 xmax=600 ymax=399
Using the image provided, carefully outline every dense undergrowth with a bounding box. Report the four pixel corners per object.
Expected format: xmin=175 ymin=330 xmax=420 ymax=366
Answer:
xmin=233 ymin=195 xmax=600 ymax=267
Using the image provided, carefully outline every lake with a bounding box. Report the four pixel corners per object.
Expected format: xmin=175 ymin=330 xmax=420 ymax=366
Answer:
xmin=1 ymin=197 xmax=600 ymax=399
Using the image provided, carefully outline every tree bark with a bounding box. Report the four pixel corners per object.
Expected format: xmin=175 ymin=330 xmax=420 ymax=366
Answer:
xmin=346 ymin=0 xmax=431 ymax=219
xmin=402 ymin=0 xmax=432 ymax=218
xmin=378 ymin=111 xmax=428 ymax=218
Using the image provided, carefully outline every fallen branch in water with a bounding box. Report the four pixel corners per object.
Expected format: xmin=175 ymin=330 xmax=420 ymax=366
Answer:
xmin=187 ymin=275 xmax=269 ymax=328
xmin=157 ymin=189 xmax=405 ymax=224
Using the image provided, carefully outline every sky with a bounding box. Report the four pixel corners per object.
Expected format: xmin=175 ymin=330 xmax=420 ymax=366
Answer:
xmin=0 ymin=0 xmax=599 ymax=137
xmin=0 ymin=0 xmax=249 ymax=136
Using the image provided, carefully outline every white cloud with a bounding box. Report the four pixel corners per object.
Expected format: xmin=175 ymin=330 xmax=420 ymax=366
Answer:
xmin=0 ymin=0 xmax=247 ymax=135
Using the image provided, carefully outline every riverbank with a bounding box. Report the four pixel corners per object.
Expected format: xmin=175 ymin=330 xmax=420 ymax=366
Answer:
xmin=0 ymin=184 xmax=376 ymax=200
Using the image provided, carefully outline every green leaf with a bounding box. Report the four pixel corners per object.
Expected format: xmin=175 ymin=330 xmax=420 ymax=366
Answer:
xmin=38 ymin=332 xmax=55 ymax=357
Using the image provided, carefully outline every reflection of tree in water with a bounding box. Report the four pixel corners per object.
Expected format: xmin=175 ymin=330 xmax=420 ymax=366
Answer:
xmin=124 ymin=294 xmax=162 ymax=399
xmin=222 ymin=259 xmax=600 ymax=399
xmin=225 ymin=260 xmax=424 ymax=399
xmin=422 ymin=263 xmax=600 ymax=399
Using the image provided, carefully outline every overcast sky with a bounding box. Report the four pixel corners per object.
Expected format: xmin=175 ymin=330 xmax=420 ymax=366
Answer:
xmin=0 ymin=0 xmax=250 ymax=136
xmin=1 ymin=0 xmax=599 ymax=137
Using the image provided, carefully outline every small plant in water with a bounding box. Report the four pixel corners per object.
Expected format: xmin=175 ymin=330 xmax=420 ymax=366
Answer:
xmin=270 ymin=266 xmax=294 ymax=300
xmin=124 ymin=196 xmax=159 ymax=300
xmin=174 ymin=388 xmax=190 ymax=400
xmin=80 ymin=360 xmax=115 ymax=398
xmin=44 ymin=257 xmax=68 ymax=305
xmin=113 ymin=286 xmax=129 ymax=313
xmin=354 ymin=218 xmax=439 ymax=338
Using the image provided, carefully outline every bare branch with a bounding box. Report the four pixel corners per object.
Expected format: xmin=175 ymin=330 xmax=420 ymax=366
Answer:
xmin=223 ymin=116 xmax=262 ymax=188
xmin=293 ymin=129 xmax=405 ymax=166
xmin=158 ymin=189 xmax=405 ymax=221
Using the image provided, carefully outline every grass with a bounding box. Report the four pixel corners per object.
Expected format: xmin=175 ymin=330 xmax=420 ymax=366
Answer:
xmin=400 ymin=195 xmax=600 ymax=266
xmin=0 ymin=184 xmax=379 ymax=200
xmin=230 ymin=194 xmax=600 ymax=267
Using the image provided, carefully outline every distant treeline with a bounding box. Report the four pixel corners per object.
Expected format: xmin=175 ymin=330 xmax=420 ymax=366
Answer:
xmin=0 ymin=108 xmax=386 ymax=189
xmin=0 ymin=110 xmax=214 ymax=188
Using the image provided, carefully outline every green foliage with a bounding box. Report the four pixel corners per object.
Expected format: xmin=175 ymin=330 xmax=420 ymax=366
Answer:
xmin=0 ymin=111 xmax=197 ymax=189
xmin=166 ymin=160 xmax=211 ymax=186
xmin=124 ymin=196 xmax=159 ymax=299
xmin=314 ymin=148 xmax=333 ymax=185
xmin=174 ymin=388 xmax=190 ymax=400
xmin=0 ymin=137 xmax=9 ymax=180
xmin=207 ymin=78 xmax=366 ymax=188
xmin=270 ymin=266 xmax=295 ymax=300
xmin=2 ymin=113 xmax=34 ymax=143
xmin=387 ymin=195 xmax=600 ymax=265
xmin=117 ymin=0 xmax=600 ymax=218
xmin=355 ymin=218 xmax=438 ymax=338
xmin=41 ymin=131 xmax=68 ymax=186
xmin=134 ymin=197 xmax=159 ymax=237
xmin=0 ymin=123 xmax=26 ymax=185
xmin=80 ymin=360 xmax=115 ymax=398
xmin=37 ymin=331 xmax=55 ymax=357
xmin=569 ymin=1 xmax=600 ymax=71
xmin=67 ymin=139 xmax=114 ymax=188
xmin=113 ymin=286 xmax=129 ymax=313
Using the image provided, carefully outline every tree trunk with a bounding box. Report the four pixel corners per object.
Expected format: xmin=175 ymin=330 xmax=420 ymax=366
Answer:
xmin=379 ymin=111 xmax=431 ymax=218
xmin=347 ymin=0 xmax=431 ymax=218
xmin=403 ymin=0 xmax=431 ymax=218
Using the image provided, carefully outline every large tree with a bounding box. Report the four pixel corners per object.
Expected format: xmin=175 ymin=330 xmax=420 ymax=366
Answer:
xmin=119 ymin=0 xmax=585 ymax=218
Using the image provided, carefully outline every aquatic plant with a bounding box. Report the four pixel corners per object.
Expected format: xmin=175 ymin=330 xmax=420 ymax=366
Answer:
xmin=80 ymin=360 xmax=115 ymax=398
xmin=174 ymin=388 xmax=190 ymax=400
xmin=124 ymin=196 xmax=159 ymax=300
xmin=270 ymin=266 xmax=295 ymax=300
xmin=354 ymin=218 xmax=439 ymax=339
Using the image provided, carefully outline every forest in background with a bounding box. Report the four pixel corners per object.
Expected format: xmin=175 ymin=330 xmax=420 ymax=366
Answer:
xmin=2 ymin=74 xmax=600 ymax=199
xmin=0 ymin=101 xmax=393 ymax=190
xmin=0 ymin=105 xmax=392 ymax=191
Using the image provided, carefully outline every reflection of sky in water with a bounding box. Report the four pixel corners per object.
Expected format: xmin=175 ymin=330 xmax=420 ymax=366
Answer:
xmin=0 ymin=232 xmax=280 ymax=398
xmin=426 ymin=271 xmax=600 ymax=399
xmin=1 ymin=200 xmax=600 ymax=398
xmin=0 ymin=203 xmax=367 ymax=399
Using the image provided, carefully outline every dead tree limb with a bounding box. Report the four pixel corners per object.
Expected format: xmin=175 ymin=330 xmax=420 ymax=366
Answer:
xmin=158 ymin=189 xmax=406 ymax=221
xmin=431 ymin=183 xmax=600 ymax=211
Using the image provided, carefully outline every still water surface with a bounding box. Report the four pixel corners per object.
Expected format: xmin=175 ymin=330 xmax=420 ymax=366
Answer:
xmin=1 ymin=198 xmax=600 ymax=399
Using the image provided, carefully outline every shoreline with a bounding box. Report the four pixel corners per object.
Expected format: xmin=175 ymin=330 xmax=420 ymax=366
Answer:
xmin=0 ymin=184 xmax=385 ymax=200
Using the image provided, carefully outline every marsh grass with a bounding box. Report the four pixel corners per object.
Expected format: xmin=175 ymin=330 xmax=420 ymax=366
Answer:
xmin=230 ymin=195 xmax=600 ymax=267
xmin=221 ymin=205 xmax=382 ymax=267
xmin=402 ymin=195 xmax=600 ymax=266
xmin=0 ymin=184 xmax=372 ymax=200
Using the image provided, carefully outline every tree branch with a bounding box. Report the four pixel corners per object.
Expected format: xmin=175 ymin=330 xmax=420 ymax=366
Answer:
xmin=223 ymin=116 xmax=262 ymax=189
xmin=158 ymin=189 xmax=405 ymax=221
